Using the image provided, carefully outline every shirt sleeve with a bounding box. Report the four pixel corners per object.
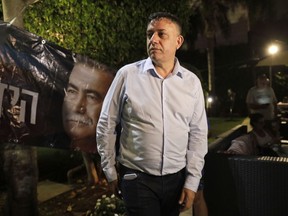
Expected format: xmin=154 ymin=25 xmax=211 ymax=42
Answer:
xmin=228 ymin=139 xmax=251 ymax=155
xmin=184 ymin=82 xmax=208 ymax=192
xmin=96 ymin=70 xmax=125 ymax=182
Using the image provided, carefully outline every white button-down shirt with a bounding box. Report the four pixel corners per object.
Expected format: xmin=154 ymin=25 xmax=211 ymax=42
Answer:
xmin=97 ymin=57 xmax=208 ymax=192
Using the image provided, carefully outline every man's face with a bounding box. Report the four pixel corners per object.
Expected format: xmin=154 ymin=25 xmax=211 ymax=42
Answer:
xmin=257 ymin=76 xmax=268 ymax=88
xmin=62 ymin=63 xmax=113 ymax=142
xmin=146 ymin=18 xmax=183 ymax=65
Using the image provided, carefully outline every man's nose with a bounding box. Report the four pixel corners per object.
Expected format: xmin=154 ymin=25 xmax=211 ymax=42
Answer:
xmin=74 ymin=95 xmax=86 ymax=113
xmin=150 ymin=33 xmax=159 ymax=43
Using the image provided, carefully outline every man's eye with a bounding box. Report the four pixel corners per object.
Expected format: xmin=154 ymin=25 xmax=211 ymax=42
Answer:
xmin=147 ymin=33 xmax=153 ymax=39
xmin=87 ymin=94 xmax=101 ymax=102
xmin=66 ymin=88 xmax=77 ymax=95
xmin=158 ymin=32 xmax=166 ymax=38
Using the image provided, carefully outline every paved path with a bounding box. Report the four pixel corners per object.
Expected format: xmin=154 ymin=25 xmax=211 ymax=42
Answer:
xmin=180 ymin=207 xmax=192 ymax=216
xmin=37 ymin=180 xmax=72 ymax=203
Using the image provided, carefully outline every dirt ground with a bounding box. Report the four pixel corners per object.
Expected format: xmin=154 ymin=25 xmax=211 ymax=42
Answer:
xmin=0 ymin=150 xmax=112 ymax=216
xmin=38 ymin=181 xmax=109 ymax=216
xmin=0 ymin=179 xmax=110 ymax=216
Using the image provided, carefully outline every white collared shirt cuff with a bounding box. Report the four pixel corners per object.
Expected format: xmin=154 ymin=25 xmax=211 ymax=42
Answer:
xmin=104 ymin=166 xmax=118 ymax=182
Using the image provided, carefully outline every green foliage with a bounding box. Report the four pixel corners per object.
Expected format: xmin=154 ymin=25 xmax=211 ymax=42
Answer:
xmin=91 ymin=194 xmax=126 ymax=216
xmin=24 ymin=0 xmax=191 ymax=67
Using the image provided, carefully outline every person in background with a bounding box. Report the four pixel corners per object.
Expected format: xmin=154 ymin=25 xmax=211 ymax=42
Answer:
xmin=97 ymin=12 xmax=208 ymax=216
xmin=227 ymin=88 xmax=236 ymax=117
xmin=62 ymin=54 xmax=115 ymax=184
xmin=246 ymin=73 xmax=277 ymax=130
xmin=226 ymin=113 xmax=280 ymax=156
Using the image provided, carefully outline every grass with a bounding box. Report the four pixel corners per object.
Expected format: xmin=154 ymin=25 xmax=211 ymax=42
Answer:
xmin=208 ymin=117 xmax=246 ymax=143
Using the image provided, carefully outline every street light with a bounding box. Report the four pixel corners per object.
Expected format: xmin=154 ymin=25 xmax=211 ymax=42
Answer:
xmin=207 ymin=96 xmax=213 ymax=104
xmin=206 ymin=95 xmax=213 ymax=116
xmin=267 ymin=44 xmax=279 ymax=55
xmin=267 ymin=44 xmax=279 ymax=86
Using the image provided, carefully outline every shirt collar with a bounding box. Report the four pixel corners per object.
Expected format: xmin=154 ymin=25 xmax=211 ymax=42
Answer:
xmin=142 ymin=57 xmax=183 ymax=79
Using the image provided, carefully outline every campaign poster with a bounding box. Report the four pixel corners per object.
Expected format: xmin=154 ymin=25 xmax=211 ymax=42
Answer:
xmin=0 ymin=22 xmax=110 ymax=153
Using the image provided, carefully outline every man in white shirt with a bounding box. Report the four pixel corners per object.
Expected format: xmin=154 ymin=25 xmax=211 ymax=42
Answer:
xmin=97 ymin=12 xmax=208 ymax=216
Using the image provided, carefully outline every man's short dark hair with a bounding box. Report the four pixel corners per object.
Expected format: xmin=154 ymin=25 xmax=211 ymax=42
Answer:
xmin=148 ymin=12 xmax=182 ymax=34
xmin=256 ymin=73 xmax=267 ymax=80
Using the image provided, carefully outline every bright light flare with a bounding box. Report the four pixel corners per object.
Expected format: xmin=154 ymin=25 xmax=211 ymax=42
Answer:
xmin=267 ymin=44 xmax=279 ymax=55
xmin=207 ymin=97 xmax=213 ymax=103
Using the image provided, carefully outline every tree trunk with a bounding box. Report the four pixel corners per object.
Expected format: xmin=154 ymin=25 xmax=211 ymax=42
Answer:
xmin=2 ymin=145 xmax=38 ymax=216
xmin=2 ymin=0 xmax=36 ymax=26
xmin=207 ymin=36 xmax=215 ymax=95
xmin=82 ymin=152 xmax=99 ymax=185
xmin=2 ymin=0 xmax=39 ymax=215
xmin=2 ymin=0 xmax=25 ymax=27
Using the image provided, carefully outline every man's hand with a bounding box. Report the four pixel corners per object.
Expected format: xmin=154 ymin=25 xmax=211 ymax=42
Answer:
xmin=178 ymin=188 xmax=195 ymax=212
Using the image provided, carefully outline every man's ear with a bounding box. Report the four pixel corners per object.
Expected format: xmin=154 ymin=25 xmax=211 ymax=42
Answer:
xmin=176 ymin=35 xmax=184 ymax=50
